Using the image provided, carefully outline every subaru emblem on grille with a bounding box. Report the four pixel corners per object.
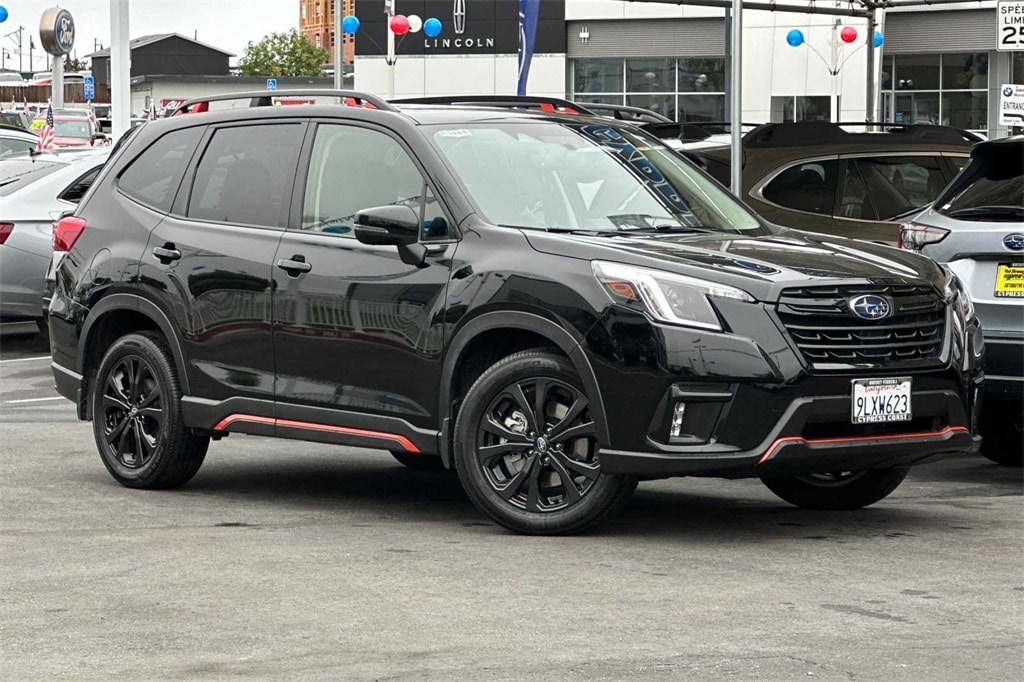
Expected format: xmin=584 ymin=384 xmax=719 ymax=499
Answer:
xmin=1003 ymin=234 xmax=1024 ymax=252
xmin=848 ymin=294 xmax=893 ymax=321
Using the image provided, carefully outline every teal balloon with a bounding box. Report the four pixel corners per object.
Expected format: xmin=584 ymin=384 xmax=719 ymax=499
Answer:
xmin=342 ymin=15 xmax=359 ymax=34
xmin=786 ymin=29 xmax=804 ymax=47
xmin=873 ymin=31 xmax=884 ymax=48
xmin=0 ymin=6 xmax=8 ymax=23
xmin=423 ymin=17 xmax=442 ymax=38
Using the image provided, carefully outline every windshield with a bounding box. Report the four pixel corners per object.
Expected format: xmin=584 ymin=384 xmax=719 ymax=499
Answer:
xmin=430 ymin=121 xmax=765 ymax=234
xmin=53 ymin=119 xmax=92 ymax=139
xmin=937 ymin=147 xmax=1024 ymax=222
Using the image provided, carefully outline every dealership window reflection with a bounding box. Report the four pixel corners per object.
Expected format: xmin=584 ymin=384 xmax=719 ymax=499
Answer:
xmin=572 ymin=57 xmax=726 ymax=122
xmin=880 ymin=52 xmax=989 ymax=134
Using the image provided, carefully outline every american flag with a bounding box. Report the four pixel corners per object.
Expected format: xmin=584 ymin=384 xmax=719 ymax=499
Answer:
xmin=36 ymin=104 xmax=55 ymax=152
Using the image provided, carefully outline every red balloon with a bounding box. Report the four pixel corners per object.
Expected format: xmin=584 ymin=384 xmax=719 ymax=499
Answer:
xmin=390 ymin=14 xmax=410 ymax=35
xmin=840 ymin=26 xmax=858 ymax=44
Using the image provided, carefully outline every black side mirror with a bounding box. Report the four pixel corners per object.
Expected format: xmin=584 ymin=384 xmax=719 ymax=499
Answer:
xmin=354 ymin=205 xmax=420 ymax=247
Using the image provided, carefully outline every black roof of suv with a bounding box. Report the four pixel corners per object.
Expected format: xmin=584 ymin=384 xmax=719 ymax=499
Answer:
xmin=48 ymin=91 xmax=982 ymax=534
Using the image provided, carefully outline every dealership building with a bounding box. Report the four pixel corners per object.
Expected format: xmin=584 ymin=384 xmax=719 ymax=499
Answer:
xmin=352 ymin=0 xmax=1024 ymax=137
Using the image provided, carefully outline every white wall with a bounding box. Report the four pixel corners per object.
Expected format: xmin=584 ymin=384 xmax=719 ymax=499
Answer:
xmin=355 ymin=55 xmax=566 ymax=99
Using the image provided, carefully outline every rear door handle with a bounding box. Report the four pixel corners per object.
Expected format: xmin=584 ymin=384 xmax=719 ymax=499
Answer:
xmin=276 ymin=256 xmax=312 ymax=276
xmin=152 ymin=245 xmax=181 ymax=264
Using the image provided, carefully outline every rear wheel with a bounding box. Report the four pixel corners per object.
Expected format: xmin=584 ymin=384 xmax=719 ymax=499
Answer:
xmin=390 ymin=451 xmax=447 ymax=471
xmin=453 ymin=350 xmax=636 ymax=535
xmin=979 ymin=398 xmax=1024 ymax=467
xmin=761 ymin=468 xmax=910 ymax=510
xmin=92 ymin=332 xmax=209 ymax=489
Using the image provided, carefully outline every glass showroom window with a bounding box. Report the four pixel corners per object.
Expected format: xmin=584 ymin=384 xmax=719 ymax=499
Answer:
xmin=770 ymin=96 xmax=832 ymax=122
xmin=572 ymin=57 xmax=725 ymax=122
xmin=881 ymin=53 xmax=989 ymax=134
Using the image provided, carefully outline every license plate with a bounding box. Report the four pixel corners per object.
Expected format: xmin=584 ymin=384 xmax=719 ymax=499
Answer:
xmin=851 ymin=378 xmax=912 ymax=424
xmin=995 ymin=263 xmax=1024 ymax=298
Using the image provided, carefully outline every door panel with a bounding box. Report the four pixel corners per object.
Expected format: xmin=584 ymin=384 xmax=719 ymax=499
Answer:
xmin=273 ymin=122 xmax=454 ymax=432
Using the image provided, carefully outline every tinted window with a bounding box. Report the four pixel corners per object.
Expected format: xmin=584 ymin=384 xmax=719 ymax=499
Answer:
xmin=762 ymin=160 xmax=839 ymax=216
xmin=0 ymin=138 xmax=36 ymax=158
xmin=838 ymin=162 xmax=876 ymax=220
xmin=938 ymin=150 xmax=1024 ymax=222
xmin=854 ymin=156 xmax=945 ymax=218
xmin=188 ymin=124 xmax=303 ymax=228
xmin=119 ymin=127 xmax=204 ymax=212
xmin=302 ymin=124 xmax=448 ymax=239
xmin=59 ymin=166 xmax=103 ymax=204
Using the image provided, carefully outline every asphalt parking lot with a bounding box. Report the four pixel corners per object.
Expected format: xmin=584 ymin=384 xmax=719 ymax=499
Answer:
xmin=1 ymin=323 xmax=1021 ymax=681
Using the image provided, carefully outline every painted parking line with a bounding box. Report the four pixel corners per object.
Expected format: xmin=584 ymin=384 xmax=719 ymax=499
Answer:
xmin=4 ymin=397 xmax=64 ymax=404
xmin=0 ymin=356 xmax=51 ymax=364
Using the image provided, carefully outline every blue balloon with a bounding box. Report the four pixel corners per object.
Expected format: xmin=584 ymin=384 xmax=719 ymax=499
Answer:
xmin=342 ymin=15 xmax=359 ymax=34
xmin=0 ymin=6 xmax=8 ymax=23
xmin=786 ymin=29 xmax=804 ymax=47
xmin=423 ymin=17 xmax=442 ymax=39
xmin=873 ymin=31 xmax=884 ymax=48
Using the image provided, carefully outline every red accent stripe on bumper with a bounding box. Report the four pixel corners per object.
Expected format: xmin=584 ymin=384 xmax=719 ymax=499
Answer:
xmin=757 ymin=426 xmax=970 ymax=465
xmin=212 ymin=414 xmax=419 ymax=453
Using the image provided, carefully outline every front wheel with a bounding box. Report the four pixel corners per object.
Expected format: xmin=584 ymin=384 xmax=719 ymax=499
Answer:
xmin=92 ymin=332 xmax=209 ymax=489
xmin=453 ymin=350 xmax=636 ymax=535
xmin=761 ymin=468 xmax=910 ymax=510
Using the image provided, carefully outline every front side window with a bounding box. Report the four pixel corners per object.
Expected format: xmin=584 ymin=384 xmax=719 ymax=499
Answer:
xmin=119 ymin=126 xmax=204 ymax=212
xmin=187 ymin=123 xmax=304 ymax=227
xmin=431 ymin=121 xmax=763 ymax=235
xmin=761 ymin=161 xmax=840 ymax=216
xmin=302 ymin=124 xmax=449 ymax=240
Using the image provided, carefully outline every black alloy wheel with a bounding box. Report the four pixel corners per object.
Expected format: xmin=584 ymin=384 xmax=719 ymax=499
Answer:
xmin=454 ymin=350 xmax=636 ymax=535
xmin=761 ymin=467 xmax=910 ymax=510
xmin=92 ymin=332 xmax=209 ymax=489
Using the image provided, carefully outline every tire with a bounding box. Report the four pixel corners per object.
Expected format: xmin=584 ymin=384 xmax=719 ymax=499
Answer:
xmin=91 ymin=331 xmax=209 ymax=489
xmin=453 ymin=349 xmax=637 ymax=535
xmin=979 ymin=398 xmax=1024 ymax=467
xmin=761 ymin=468 xmax=910 ymax=511
xmin=390 ymin=451 xmax=448 ymax=471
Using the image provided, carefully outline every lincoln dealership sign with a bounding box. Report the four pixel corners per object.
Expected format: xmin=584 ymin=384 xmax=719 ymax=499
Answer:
xmin=354 ymin=0 xmax=565 ymax=56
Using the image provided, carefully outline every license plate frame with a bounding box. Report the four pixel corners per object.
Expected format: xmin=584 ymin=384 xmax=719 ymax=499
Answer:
xmin=851 ymin=377 xmax=912 ymax=425
xmin=994 ymin=263 xmax=1024 ymax=298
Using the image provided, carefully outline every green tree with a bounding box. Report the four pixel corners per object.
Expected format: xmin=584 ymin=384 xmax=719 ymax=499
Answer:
xmin=63 ymin=54 xmax=89 ymax=72
xmin=238 ymin=30 xmax=329 ymax=78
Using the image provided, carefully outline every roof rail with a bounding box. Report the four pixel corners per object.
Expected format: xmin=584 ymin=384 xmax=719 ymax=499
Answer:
xmin=574 ymin=102 xmax=673 ymax=124
xmin=166 ymin=89 xmax=397 ymax=117
xmin=743 ymin=121 xmax=982 ymax=147
xmin=390 ymin=95 xmax=596 ymax=115
xmin=644 ymin=121 xmax=760 ymax=142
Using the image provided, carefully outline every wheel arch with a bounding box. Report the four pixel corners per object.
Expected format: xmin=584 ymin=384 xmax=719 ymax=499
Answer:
xmin=439 ymin=311 xmax=609 ymax=467
xmin=79 ymin=294 xmax=190 ymax=416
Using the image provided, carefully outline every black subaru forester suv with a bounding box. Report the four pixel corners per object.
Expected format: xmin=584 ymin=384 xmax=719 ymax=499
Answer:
xmin=49 ymin=91 xmax=983 ymax=535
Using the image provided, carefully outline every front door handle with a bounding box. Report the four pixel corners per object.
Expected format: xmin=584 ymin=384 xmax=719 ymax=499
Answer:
xmin=276 ymin=256 xmax=312 ymax=276
xmin=152 ymin=245 xmax=181 ymax=264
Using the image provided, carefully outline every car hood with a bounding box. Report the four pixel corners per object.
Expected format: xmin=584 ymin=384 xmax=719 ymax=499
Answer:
xmin=524 ymin=228 xmax=945 ymax=302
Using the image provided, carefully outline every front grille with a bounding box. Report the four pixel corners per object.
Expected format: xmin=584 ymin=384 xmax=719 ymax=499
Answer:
xmin=777 ymin=284 xmax=946 ymax=368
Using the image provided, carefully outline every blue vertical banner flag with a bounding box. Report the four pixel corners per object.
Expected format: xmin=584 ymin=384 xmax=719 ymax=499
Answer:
xmin=517 ymin=0 xmax=540 ymax=96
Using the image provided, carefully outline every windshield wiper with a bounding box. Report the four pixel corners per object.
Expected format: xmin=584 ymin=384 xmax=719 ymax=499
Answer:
xmin=605 ymin=213 xmax=719 ymax=233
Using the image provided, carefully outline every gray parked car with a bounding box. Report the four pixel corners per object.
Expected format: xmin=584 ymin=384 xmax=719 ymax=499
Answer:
xmin=900 ymin=136 xmax=1023 ymax=466
xmin=0 ymin=149 xmax=110 ymax=333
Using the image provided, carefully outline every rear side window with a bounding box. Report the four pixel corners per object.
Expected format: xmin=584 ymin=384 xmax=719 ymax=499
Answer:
xmin=853 ymin=156 xmax=946 ymax=218
xmin=938 ymin=151 xmax=1024 ymax=222
xmin=187 ymin=123 xmax=304 ymax=228
xmin=119 ymin=127 xmax=204 ymax=212
xmin=59 ymin=166 xmax=103 ymax=204
xmin=762 ymin=160 xmax=839 ymax=216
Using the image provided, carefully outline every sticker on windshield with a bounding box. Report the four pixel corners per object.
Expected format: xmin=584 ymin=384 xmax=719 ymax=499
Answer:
xmin=438 ymin=129 xmax=473 ymax=138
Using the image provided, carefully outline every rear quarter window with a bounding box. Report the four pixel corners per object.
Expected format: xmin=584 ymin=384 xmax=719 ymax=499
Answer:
xmin=117 ymin=126 xmax=204 ymax=212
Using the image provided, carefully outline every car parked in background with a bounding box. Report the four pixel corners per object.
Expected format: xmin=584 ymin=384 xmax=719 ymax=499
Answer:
xmin=29 ymin=113 xmax=106 ymax=148
xmin=900 ymin=136 xmax=1023 ymax=467
xmin=0 ymin=126 xmax=38 ymax=157
xmin=685 ymin=122 xmax=978 ymax=242
xmin=1 ymin=111 xmax=33 ymax=130
xmin=0 ymin=149 xmax=110 ymax=334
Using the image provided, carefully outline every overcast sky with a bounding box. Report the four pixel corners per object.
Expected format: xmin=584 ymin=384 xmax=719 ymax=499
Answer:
xmin=0 ymin=1 xmax=299 ymax=72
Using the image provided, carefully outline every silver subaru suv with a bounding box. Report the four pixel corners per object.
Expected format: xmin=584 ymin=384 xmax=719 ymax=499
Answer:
xmin=901 ymin=136 xmax=1023 ymax=466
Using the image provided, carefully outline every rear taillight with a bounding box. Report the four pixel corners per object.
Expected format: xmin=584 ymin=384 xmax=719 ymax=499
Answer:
xmin=0 ymin=223 xmax=13 ymax=245
xmin=898 ymin=223 xmax=949 ymax=252
xmin=53 ymin=216 xmax=87 ymax=253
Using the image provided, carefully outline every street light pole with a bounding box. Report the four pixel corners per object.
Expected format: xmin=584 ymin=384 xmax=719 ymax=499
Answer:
xmin=729 ymin=0 xmax=742 ymax=196
xmin=333 ymin=0 xmax=342 ymax=89
xmin=110 ymin=0 xmax=131 ymax=141
xmin=385 ymin=0 xmax=395 ymax=99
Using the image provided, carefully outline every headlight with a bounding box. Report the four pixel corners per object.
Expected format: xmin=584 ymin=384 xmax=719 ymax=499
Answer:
xmin=899 ymin=222 xmax=949 ymax=252
xmin=943 ymin=267 xmax=975 ymax=321
xmin=592 ymin=261 xmax=754 ymax=331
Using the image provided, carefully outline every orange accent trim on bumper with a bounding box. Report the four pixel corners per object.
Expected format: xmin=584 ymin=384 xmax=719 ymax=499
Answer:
xmin=212 ymin=414 xmax=419 ymax=453
xmin=756 ymin=426 xmax=970 ymax=465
